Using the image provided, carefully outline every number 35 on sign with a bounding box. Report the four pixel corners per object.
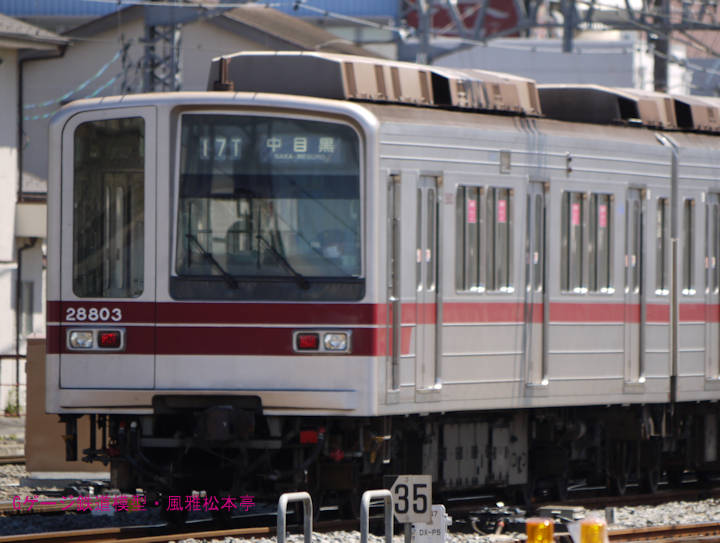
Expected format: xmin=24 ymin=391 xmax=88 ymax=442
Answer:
xmin=389 ymin=474 xmax=432 ymax=524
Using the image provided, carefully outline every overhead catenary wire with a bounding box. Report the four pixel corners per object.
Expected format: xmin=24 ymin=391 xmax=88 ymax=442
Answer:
xmin=23 ymin=50 xmax=122 ymax=111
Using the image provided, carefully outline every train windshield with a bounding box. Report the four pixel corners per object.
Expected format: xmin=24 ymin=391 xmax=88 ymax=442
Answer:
xmin=173 ymin=114 xmax=362 ymax=300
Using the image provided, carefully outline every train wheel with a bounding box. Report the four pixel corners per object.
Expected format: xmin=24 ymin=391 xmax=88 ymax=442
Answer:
xmin=667 ymin=466 xmax=684 ymax=487
xmin=640 ymin=466 xmax=660 ymax=494
xmin=160 ymin=497 xmax=189 ymax=527
xmin=640 ymin=439 xmax=662 ymax=494
xmin=552 ymin=475 xmax=569 ymax=501
xmin=211 ymin=505 xmax=234 ymax=527
xmin=607 ymin=441 xmax=631 ymax=496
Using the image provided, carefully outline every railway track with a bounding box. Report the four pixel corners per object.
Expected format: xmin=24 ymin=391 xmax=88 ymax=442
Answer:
xmin=609 ymin=522 xmax=720 ymax=543
xmin=2 ymin=521 xmax=720 ymax=543
xmin=0 ymin=524 xmax=272 ymax=543
xmin=540 ymin=485 xmax=720 ymax=511
xmin=0 ymin=518 xmax=361 ymax=543
xmin=0 ymin=455 xmax=24 ymax=465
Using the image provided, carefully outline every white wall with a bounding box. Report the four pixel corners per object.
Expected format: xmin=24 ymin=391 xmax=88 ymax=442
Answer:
xmin=432 ymin=36 xmax=691 ymax=94
xmin=434 ymin=38 xmax=637 ymax=87
xmin=181 ymin=20 xmax=261 ymax=90
xmin=0 ymin=48 xmax=18 ymax=264
xmin=0 ymin=263 xmax=19 ymax=414
xmin=23 ymin=19 xmax=145 ymax=189
xmin=0 ymin=48 xmax=21 ymax=414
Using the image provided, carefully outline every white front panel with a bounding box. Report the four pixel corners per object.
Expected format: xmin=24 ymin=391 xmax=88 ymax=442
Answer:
xmin=59 ymin=108 xmax=157 ymax=389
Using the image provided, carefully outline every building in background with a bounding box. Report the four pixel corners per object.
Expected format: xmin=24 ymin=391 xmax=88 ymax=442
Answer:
xmin=20 ymin=3 xmax=377 ymax=204
xmin=0 ymin=12 xmax=66 ymax=414
xmin=421 ymin=35 xmax=690 ymax=92
xmin=1 ymin=2 xmax=377 ymax=414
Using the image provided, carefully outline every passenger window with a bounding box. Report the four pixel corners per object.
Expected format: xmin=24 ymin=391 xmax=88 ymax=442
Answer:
xmin=426 ymin=188 xmax=437 ymax=291
xmin=589 ymin=193 xmax=613 ymax=293
xmin=656 ymin=198 xmax=670 ymax=295
xmin=561 ymin=191 xmax=586 ymax=293
xmin=683 ymin=199 xmax=695 ymax=295
xmin=455 ymin=186 xmax=483 ymax=292
xmin=73 ymin=118 xmax=145 ymax=298
xmin=487 ymin=187 xmax=513 ymax=292
xmin=416 ymin=189 xmax=422 ymax=290
xmin=710 ymin=199 xmax=720 ymax=294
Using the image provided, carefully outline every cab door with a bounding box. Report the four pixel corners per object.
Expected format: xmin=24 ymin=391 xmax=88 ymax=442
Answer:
xmin=59 ymin=108 xmax=156 ymax=389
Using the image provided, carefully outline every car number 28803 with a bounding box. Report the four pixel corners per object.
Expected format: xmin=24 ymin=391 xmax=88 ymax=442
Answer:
xmin=65 ymin=307 xmax=122 ymax=322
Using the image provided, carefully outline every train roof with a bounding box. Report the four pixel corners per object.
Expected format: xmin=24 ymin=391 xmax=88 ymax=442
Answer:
xmin=208 ymin=51 xmax=720 ymax=135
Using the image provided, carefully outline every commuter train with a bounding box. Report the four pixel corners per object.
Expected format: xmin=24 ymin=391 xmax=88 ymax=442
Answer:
xmin=46 ymin=51 xmax=720 ymax=508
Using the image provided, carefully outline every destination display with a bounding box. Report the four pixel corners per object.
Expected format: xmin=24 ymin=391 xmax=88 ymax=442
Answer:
xmin=198 ymin=134 xmax=343 ymax=165
xmin=181 ymin=114 xmax=357 ymax=172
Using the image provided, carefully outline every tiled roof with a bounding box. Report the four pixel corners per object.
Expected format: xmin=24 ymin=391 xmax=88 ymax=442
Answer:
xmin=221 ymin=4 xmax=381 ymax=57
xmin=0 ymin=11 xmax=67 ymax=46
xmin=65 ymin=4 xmax=380 ymax=58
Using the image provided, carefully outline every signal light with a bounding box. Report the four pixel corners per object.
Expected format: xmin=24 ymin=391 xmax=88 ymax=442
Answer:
xmin=296 ymin=333 xmax=319 ymax=350
xmin=98 ymin=331 xmax=121 ymax=349
xmin=580 ymin=517 xmax=608 ymax=543
xmin=526 ymin=518 xmax=554 ymax=543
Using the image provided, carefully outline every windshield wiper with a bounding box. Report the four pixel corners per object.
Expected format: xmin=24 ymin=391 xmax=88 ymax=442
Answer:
xmin=256 ymin=235 xmax=310 ymax=290
xmin=186 ymin=234 xmax=239 ymax=289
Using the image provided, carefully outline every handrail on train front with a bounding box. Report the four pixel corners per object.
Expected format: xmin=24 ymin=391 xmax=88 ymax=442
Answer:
xmin=360 ymin=489 xmax=394 ymax=543
xmin=277 ymin=491 xmax=313 ymax=543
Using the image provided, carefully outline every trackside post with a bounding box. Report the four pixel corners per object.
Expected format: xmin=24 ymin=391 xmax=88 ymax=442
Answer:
xmin=360 ymin=489 xmax=393 ymax=543
xmin=277 ymin=491 xmax=313 ymax=543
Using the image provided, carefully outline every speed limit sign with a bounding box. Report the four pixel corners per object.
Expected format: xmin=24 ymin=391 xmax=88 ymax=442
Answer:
xmin=389 ymin=474 xmax=432 ymax=523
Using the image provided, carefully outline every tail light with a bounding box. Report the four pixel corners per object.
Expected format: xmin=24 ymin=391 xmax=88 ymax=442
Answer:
xmin=293 ymin=330 xmax=351 ymax=353
xmin=67 ymin=328 xmax=125 ymax=351
xmin=296 ymin=333 xmax=320 ymax=350
xmin=98 ymin=331 xmax=122 ymax=349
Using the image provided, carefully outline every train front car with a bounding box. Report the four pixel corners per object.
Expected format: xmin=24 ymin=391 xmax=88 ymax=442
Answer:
xmin=46 ymin=93 xmax=384 ymax=502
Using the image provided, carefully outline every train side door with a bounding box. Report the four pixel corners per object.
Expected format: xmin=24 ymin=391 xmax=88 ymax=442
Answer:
xmin=705 ymin=193 xmax=720 ymax=379
xmin=624 ymin=188 xmax=646 ymax=385
xmin=415 ymin=176 xmax=440 ymax=395
xmin=524 ymin=182 xmax=546 ymax=385
xmin=59 ymin=109 xmax=156 ymax=389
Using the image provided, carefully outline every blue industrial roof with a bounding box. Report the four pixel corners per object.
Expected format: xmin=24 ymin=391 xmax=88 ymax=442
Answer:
xmin=272 ymin=0 xmax=397 ymax=18
xmin=0 ymin=0 xmax=120 ymax=16
xmin=0 ymin=0 xmax=397 ymax=19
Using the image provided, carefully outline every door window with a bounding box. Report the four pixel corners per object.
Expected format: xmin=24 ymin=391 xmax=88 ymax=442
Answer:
xmin=73 ymin=118 xmax=145 ymax=298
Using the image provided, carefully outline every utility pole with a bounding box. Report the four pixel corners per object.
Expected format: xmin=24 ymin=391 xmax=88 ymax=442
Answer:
xmin=652 ymin=0 xmax=671 ymax=92
xmin=562 ymin=0 xmax=577 ymax=53
xmin=143 ymin=4 xmax=183 ymax=92
xmin=416 ymin=0 xmax=432 ymax=64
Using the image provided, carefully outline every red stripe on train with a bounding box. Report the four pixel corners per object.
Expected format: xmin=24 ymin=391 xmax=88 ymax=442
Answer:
xmin=47 ymin=300 xmax=720 ymax=328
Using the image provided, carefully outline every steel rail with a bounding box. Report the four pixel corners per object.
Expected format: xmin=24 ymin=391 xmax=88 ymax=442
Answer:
xmin=0 ymin=455 xmax=25 ymax=465
xmin=610 ymin=523 xmax=720 ymax=542
xmin=0 ymin=517 xmax=358 ymax=543
xmin=0 ymin=525 xmax=272 ymax=543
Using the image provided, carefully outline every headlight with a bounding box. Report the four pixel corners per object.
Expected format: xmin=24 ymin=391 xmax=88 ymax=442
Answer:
xmin=323 ymin=332 xmax=348 ymax=351
xmin=69 ymin=330 xmax=94 ymax=349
